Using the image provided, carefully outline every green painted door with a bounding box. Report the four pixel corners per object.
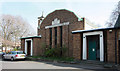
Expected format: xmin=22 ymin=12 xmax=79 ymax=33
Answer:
xmin=88 ymin=40 xmax=96 ymax=60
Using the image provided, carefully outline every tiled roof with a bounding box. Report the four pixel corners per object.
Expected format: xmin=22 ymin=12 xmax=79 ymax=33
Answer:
xmin=114 ymin=14 xmax=120 ymax=28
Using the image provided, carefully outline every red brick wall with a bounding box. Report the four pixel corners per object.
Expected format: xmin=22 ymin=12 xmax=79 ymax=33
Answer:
xmin=39 ymin=9 xmax=79 ymax=30
xmin=69 ymin=21 xmax=84 ymax=57
xmin=73 ymin=33 xmax=82 ymax=59
xmin=107 ymin=29 xmax=115 ymax=63
xmin=21 ymin=38 xmax=42 ymax=56
xmin=117 ymin=29 xmax=120 ymax=64
xmin=33 ymin=38 xmax=42 ymax=56
xmin=21 ymin=39 xmax=25 ymax=51
xmin=107 ymin=29 xmax=120 ymax=64
xmin=52 ymin=28 xmax=55 ymax=48
xmin=57 ymin=26 xmax=60 ymax=46
xmin=46 ymin=29 xmax=50 ymax=47
xmin=37 ymin=9 xmax=84 ymax=57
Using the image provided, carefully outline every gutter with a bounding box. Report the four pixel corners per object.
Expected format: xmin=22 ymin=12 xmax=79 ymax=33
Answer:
xmin=20 ymin=35 xmax=42 ymax=39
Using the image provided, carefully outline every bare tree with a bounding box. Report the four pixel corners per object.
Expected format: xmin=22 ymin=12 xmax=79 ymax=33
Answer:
xmin=0 ymin=36 xmax=14 ymax=51
xmin=106 ymin=1 xmax=120 ymax=27
xmin=0 ymin=14 xmax=35 ymax=48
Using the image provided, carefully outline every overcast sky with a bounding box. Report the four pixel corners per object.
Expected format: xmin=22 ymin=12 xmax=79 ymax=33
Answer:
xmin=0 ymin=0 xmax=119 ymax=34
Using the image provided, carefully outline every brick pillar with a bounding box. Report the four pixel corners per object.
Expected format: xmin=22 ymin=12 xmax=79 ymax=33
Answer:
xmin=52 ymin=28 xmax=55 ymax=48
xmin=62 ymin=25 xmax=69 ymax=56
xmin=117 ymin=29 xmax=120 ymax=64
xmin=107 ymin=30 xmax=115 ymax=63
xmin=62 ymin=25 xmax=68 ymax=47
xmin=62 ymin=26 xmax=65 ymax=46
xmin=21 ymin=39 xmax=25 ymax=51
xmin=46 ymin=29 xmax=50 ymax=47
xmin=57 ymin=26 xmax=60 ymax=47
xmin=73 ymin=33 xmax=81 ymax=60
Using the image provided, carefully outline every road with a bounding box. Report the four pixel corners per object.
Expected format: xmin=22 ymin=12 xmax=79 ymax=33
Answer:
xmin=2 ymin=60 xmax=102 ymax=69
xmin=0 ymin=57 xmax=119 ymax=71
xmin=0 ymin=56 xmax=2 ymax=71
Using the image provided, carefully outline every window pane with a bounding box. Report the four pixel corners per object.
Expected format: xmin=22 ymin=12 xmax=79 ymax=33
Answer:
xmin=17 ymin=51 xmax=24 ymax=54
xmin=55 ymin=27 xmax=57 ymax=48
xmin=50 ymin=28 xmax=52 ymax=48
xmin=60 ymin=26 xmax=62 ymax=47
xmin=12 ymin=52 xmax=17 ymax=54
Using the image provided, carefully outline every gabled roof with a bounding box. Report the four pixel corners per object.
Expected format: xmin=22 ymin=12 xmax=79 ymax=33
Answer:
xmin=114 ymin=14 xmax=120 ymax=28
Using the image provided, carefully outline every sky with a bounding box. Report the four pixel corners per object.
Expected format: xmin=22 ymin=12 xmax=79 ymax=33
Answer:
xmin=0 ymin=0 xmax=119 ymax=34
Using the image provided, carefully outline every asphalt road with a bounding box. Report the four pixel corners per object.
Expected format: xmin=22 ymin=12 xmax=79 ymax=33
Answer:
xmin=0 ymin=56 xmax=2 ymax=71
xmin=0 ymin=57 xmax=119 ymax=71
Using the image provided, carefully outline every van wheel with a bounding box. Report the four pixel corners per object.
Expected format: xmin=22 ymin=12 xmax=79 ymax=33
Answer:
xmin=11 ymin=57 xmax=14 ymax=61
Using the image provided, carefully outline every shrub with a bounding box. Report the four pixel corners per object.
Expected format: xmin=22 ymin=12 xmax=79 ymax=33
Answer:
xmin=44 ymin=48 xmax=55 ymax=57
xmin=43 ymin=45 xmax=68 ymax=57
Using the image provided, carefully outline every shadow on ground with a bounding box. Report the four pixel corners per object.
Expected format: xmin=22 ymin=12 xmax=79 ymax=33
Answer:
xmin=34 ymin=60 xmax=119 ymax=71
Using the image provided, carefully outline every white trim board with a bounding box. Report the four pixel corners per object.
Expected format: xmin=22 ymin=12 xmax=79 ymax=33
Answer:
xmin=45 ymin=22 xmax=69 ymax=29
xmin=82 ymin=31 xmax=104 ymax=62
xmin=25 ymin=39 xmax=33 ymax=56
xmin=45 ymin=18 xmax=69 ymax=29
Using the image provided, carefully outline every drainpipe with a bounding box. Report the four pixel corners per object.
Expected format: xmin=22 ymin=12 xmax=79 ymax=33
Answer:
xmin=68 ymin=25 xmax=69 ymax=57
xmin=115 ymin=28 xmax=117 ymax=64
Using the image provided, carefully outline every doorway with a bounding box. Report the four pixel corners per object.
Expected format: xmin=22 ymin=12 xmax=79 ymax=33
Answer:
xmin=119 ymin=40 xmax=120 ymax=64
xmin=25 ymin=39 xmax=33 ymax=56
xmin=83 ymin=31 xmax=104 ymax=61
xmin=27 ymin=41 xmax=31 ymax=56
xmin=87 ymin=35 xmax=100 ymax=61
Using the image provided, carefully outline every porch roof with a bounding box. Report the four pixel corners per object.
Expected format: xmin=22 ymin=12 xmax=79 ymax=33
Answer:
xmin=20 ymin=35 xmax=41 ymax=39
xmin=72 ymin=27 xmax=115 ymax=34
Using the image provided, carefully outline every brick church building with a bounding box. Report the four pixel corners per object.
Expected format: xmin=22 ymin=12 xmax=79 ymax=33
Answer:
xmin=21 ymin=9 xmax=120 ymax=64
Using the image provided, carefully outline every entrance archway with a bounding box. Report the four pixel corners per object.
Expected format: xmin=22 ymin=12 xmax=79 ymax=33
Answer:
xmin=83 ymin=31 xmax=104 ymax=62
xmin=87 ymin=35 xmax=100 ymax=60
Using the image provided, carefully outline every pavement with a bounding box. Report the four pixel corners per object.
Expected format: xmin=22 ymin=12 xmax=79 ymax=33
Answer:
xmin=2 ymin=60 xmax=104 ymax=69
xmin=0 ymin=56 xmax=2 ymax=71
xmin=0 ymin=57 xmax=119 ymax=71
xmin=117 ymin=65 xmax=120 ymax=71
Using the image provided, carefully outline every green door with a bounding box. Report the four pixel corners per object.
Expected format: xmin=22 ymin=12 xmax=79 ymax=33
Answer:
xmin=88 ymin=40 xmax=96 ymax=60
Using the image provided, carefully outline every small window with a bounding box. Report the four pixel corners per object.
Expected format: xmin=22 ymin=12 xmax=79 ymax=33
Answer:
xmin=17 ymin=51 xmax=24 ymax=54
xmin=11 ymin=52 xmax=17 ymax=54
xmin=60 ymin=26 xmax=62 ymax=47
xmin=55 ymin=27 xmax=57 ymax=48
xmin=50 ymin=28 xmax=52 ymax=48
